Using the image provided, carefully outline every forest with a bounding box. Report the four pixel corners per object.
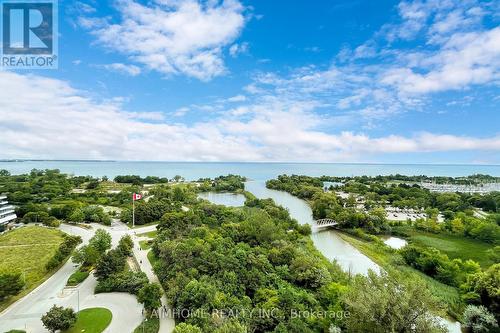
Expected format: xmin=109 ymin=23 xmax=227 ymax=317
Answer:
xmin=0 ymin=169 xmax=498 ymax=332
xmin=266 ymin=174 xmax=500 ymax=330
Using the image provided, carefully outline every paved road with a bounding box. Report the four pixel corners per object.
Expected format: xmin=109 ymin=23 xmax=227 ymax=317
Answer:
xmin=0 ymin=221 xmax=174 ymax=333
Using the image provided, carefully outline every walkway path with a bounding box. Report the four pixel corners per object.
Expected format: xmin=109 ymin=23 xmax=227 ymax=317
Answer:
xmin=132 ymin=232 xmax=175 ymax=333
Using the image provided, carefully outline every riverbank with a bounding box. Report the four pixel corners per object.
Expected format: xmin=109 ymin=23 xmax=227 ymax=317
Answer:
xmin=336 ymin=231 xmax=463 ymax=320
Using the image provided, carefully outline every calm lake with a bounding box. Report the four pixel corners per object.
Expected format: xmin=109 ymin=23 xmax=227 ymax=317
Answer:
xmin=197 ymin=192 xmax=246 ymax=207
xmin=2 ymin=161 xmax=500 ymax=179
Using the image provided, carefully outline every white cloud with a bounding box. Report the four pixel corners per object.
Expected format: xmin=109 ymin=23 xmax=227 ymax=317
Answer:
xmin=80 ymin=0 xmax=246 ymax=80
xmin=173 ymin=107 xmax=190 ymax=117
xmin=381 ymin=27 xmax=500 ymax=94
xmin=0 ymin=72 xmax=499 ymax=162
xmin=102 ymin=63 xmax=142 ymax=76
xmin=226 ymin=94 xmax=247 ymax=102
xmin=229 ymin=42 xmax=249 ymax=57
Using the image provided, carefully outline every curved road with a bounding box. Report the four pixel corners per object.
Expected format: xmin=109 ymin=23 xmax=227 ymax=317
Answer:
xmin=0 ymin=221 xmax=174 ymax=333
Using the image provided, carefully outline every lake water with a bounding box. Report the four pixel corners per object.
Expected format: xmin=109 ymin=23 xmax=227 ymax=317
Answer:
xmin=383 ymin=236 xmax=408 ymax=249
xmin=1 ymin=161 xmax=500 ymax=179
xmin=197 ymin=192 xmax=246 ymax=207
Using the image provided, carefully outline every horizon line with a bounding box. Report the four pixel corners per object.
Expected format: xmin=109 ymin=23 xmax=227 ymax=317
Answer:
xmin=1 ymin=159 xmax=500 ymax=167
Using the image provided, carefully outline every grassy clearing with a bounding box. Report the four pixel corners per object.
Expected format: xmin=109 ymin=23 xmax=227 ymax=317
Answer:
xmin=147 ymin=250 xmax=158 ymax=267
xmin=133 ymin=318 xmax=160 ymax=333
xmin=394 ymin=226 xmax=495 ymax=267
xmin=65 ymin=307 xmax=112 ymax=333
xmin=0 ymin=226 xmax=66 ymax=311
xmin=337 ymin=231 xmax=462 ymax=317
xmin=137 ymin=230 xmax=158 ymax=238
xmin=139 ymin=240 xmax=153 ymax=250
xmin=99 ymin=181 xmax=130 ymax=191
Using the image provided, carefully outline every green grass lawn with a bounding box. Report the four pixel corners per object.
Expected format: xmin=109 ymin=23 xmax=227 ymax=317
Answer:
xmin=394 ymin=226 xmax=495 ymax=267
xmin=133 ymin=318 xmax=159 ymax=333
xmin=137 ymin=230 xmax=158 ymax=238
xmin=65 ymin=307 xmax=112 ymax=333
xmin=139 ymin=240 xmax=153 ymax=250
xmin=147 ymin=250 xmax=158 ymax=266
xmin=0 ymin=226 xmax=66 ymax=311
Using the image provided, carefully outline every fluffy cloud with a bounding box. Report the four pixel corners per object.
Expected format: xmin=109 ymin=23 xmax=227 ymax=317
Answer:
xmin=80 ymin=0 xmax=246 ymax=80
xmin=0 ymin=72 xmax=499 ymax=162
xmin=229 ymin=42 xmax=249 ymax=57
xmin=382 ymin=27 xmax=500 ymax=94
xmin=101 ymin=63 xmax=142 ymax=76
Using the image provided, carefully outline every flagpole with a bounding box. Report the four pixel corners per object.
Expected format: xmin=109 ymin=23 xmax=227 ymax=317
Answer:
xmin=132 ymin=193 xmax=135 ymax=228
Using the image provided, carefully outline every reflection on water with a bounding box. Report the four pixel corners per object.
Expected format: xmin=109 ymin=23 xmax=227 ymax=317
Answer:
xmin=197 ymin=192 xmax=246 ymax=207
xmin=245 ymin=181 xmax=380 ymax=275
xmin=312 ymin=230 xmax=380 ymax=275
xmin=383 ymin=236 xmax=408 ymax=249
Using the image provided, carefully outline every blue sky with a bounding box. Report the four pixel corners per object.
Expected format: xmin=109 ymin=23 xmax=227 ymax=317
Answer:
xmin=1 ymin=0 xmax=499 ymax=163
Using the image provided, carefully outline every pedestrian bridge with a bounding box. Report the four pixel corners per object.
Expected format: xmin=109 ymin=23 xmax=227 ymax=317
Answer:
xmin=314 ymin=218 xmax=338 ymax=228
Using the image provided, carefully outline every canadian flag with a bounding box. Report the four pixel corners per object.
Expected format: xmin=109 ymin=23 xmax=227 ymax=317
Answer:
xmin=133 ymin=193 xmax=142 ymax=201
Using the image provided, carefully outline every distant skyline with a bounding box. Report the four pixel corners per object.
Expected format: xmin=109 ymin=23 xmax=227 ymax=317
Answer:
xmin=1 ymin=0 xmax=499 ymax=164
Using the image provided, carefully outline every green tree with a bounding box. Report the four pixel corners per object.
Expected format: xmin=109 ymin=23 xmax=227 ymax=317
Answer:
xmin=89 ymin=229 xmax=112 ymax=254
xmin=117 ymin=234 xmax=134 ymax=256
xmin=69 ymin=208 xmax=85 ymax=223
xmin=72 ymin=244 xmax=100 ymax=267
xmin=487 ymin=246 xmax=500 ymax=264
xmin=463 ymin=305 xmax=498 ymax=333
xmin=41 ymin=305 xmax=76 ymax=333
xmin=138 ymin=283 xmax=163 ymax=315
xmin=173 ymin=323 xmax=202 ymax=333
xmin=0 ymin=273 xmax=24 ymax=300
xmin=94 ymin=249 xmax=126 ymax=280
xmin=343 ymin=271 xmax=446 ymax=333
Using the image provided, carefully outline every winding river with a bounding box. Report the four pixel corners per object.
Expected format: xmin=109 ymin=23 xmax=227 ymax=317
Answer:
xmin=244 ymin=181 xmax=381 ymax=276
xmin=200 ymin=181 xmax=460 ymax=333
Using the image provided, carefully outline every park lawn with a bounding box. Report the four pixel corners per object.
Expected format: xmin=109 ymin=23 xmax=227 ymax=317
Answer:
xmin=139 ymin=240 xmax=153 ymax=250
xmin=133 ymin=318 xmax=159 ymax=333
xmin=65 ymin=307 xmax=112 ymax=333
xmin=394 ymin=226 xmax=495 ymax=268
xmin=137 ymin=230 xmax=158 ymax=238
xmin=0 ymin=226 xmax=66 ymax=311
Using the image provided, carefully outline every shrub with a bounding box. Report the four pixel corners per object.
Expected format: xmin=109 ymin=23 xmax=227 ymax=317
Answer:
xmin=67 ymin=270 xmax=89 ymax=286
xmin=45 ymin=235 xmax=82 ymax=271
xmin=173 ymin=323 xmax=202 ymax=333
xmin=95 ymin=271 xmax=148 ymax=294
xmin=0 ymin=273 xmax=25 ymax=300
xmin=463 ymin=305 xmax=498 ymax=333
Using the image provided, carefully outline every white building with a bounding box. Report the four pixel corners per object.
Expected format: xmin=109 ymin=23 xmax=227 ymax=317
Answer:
xmin=0 ymin=195 xmax=17 ymax=227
